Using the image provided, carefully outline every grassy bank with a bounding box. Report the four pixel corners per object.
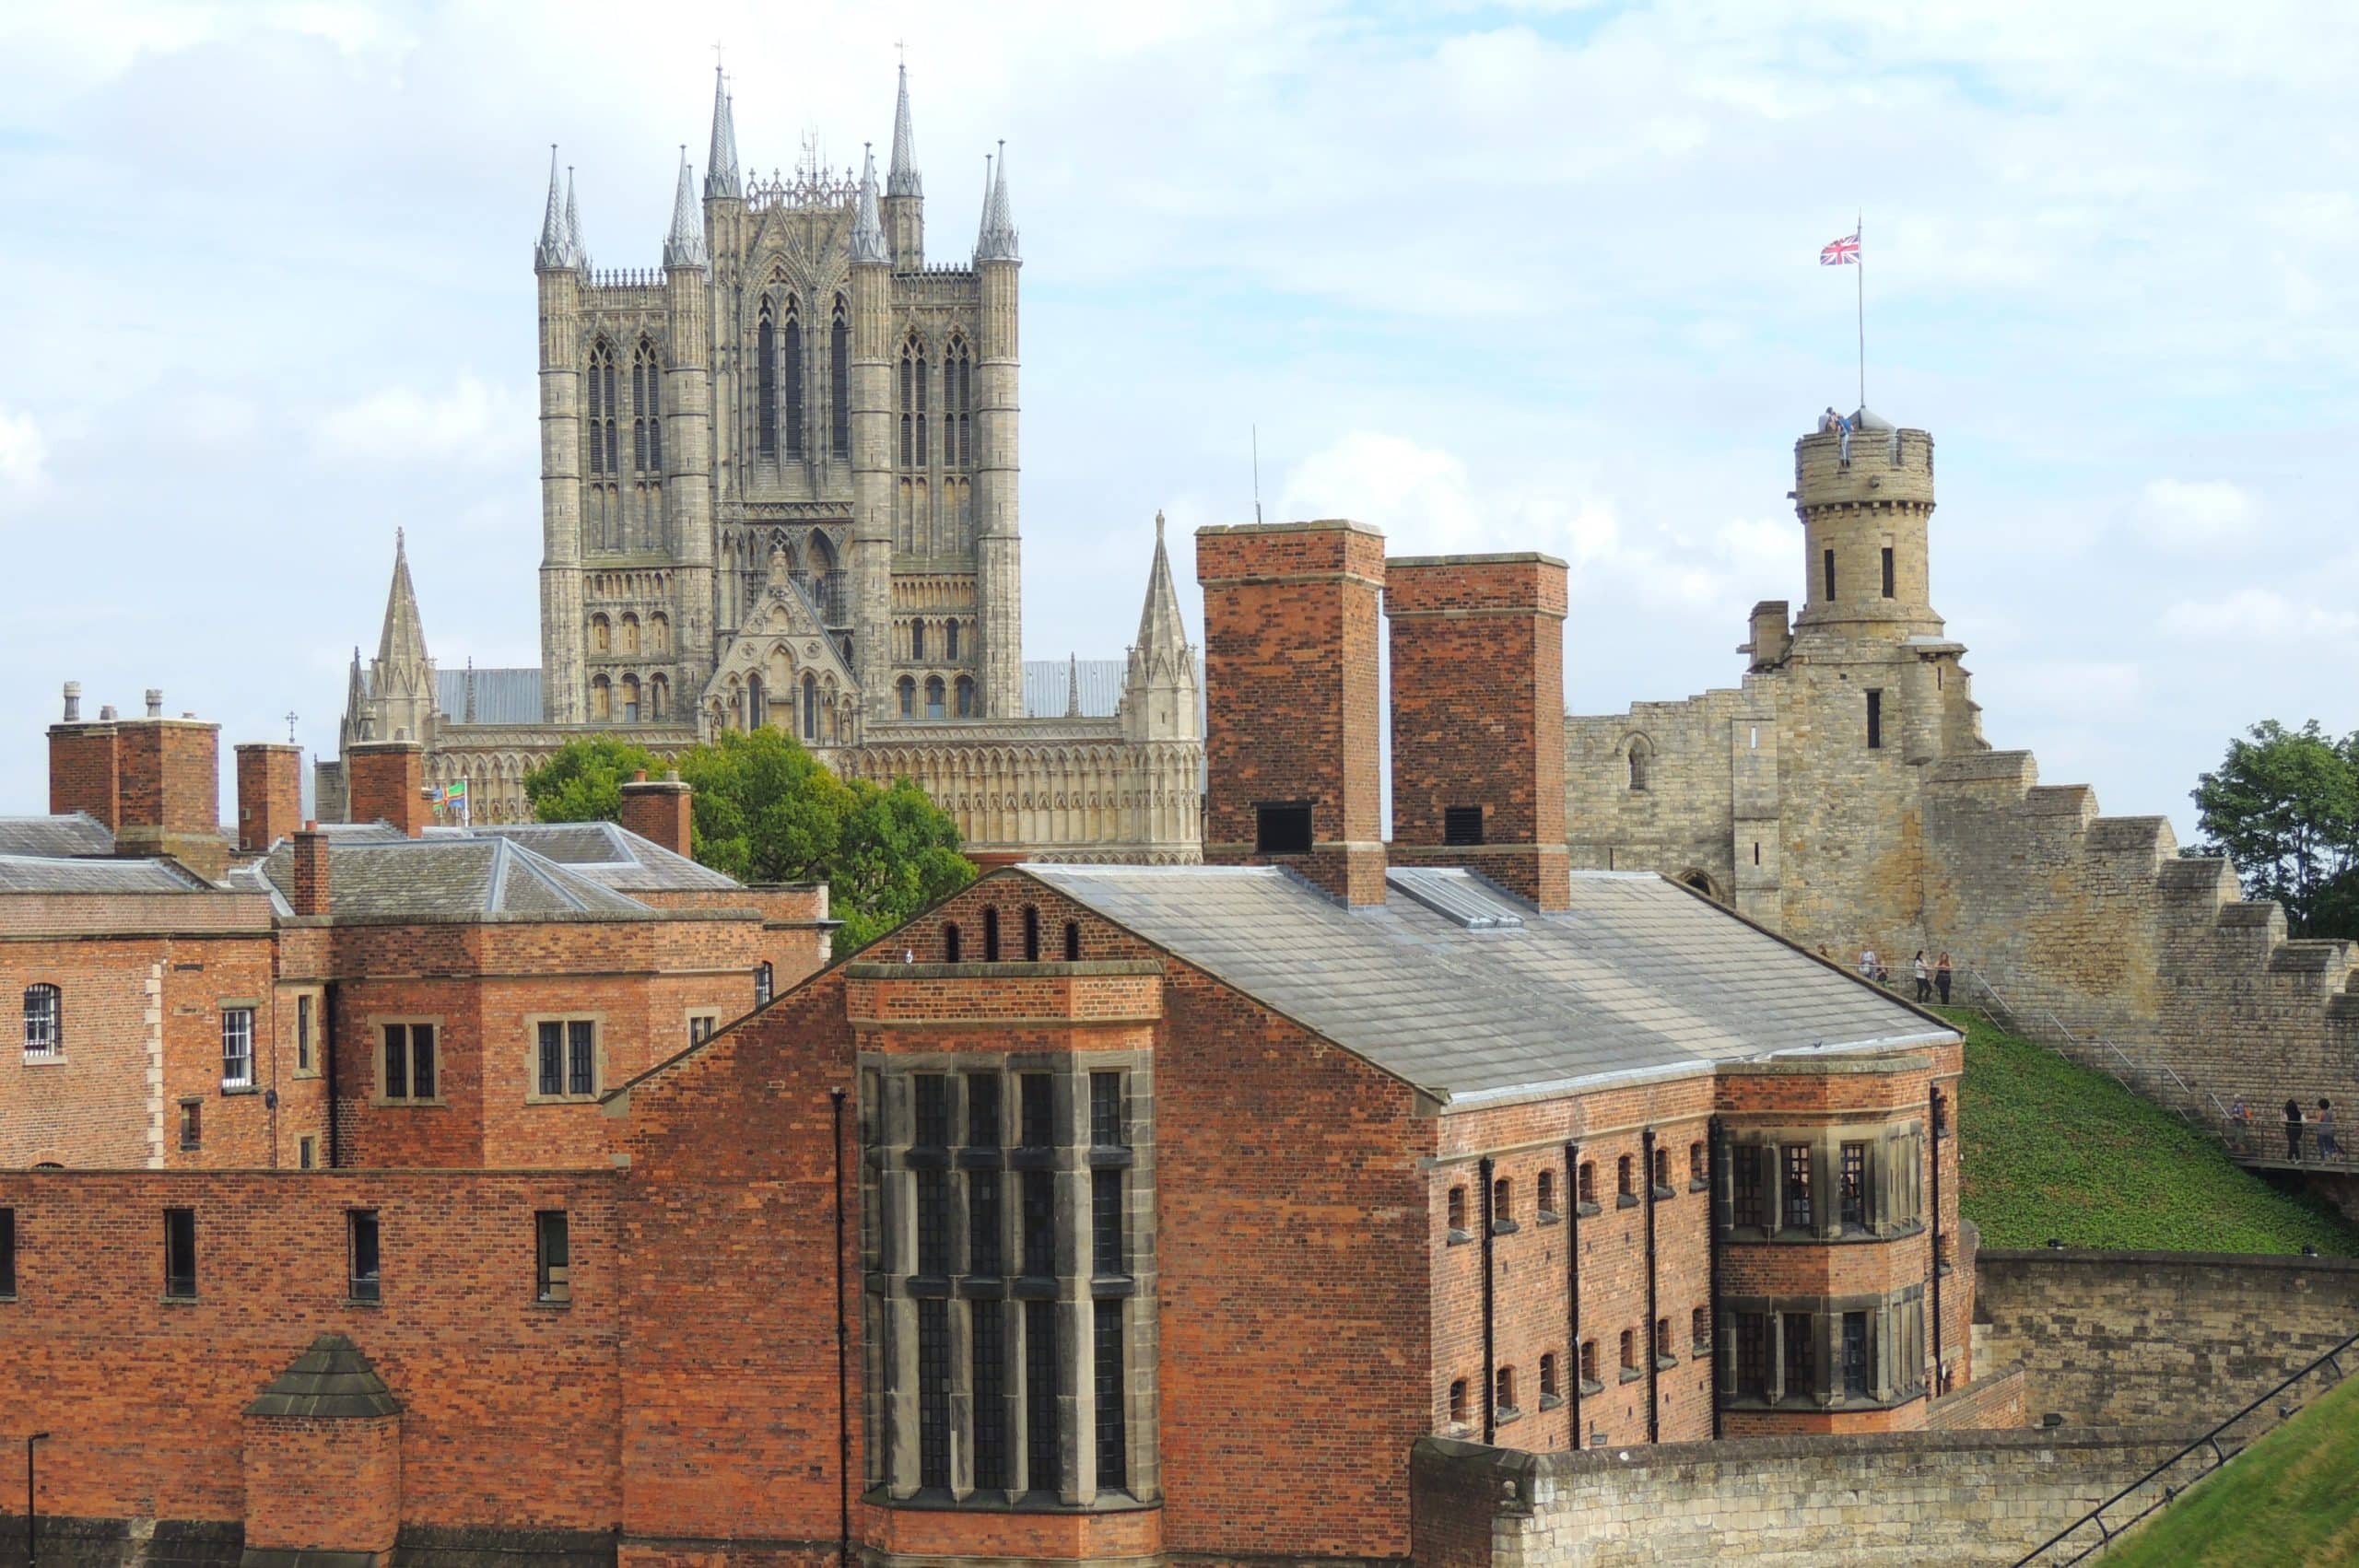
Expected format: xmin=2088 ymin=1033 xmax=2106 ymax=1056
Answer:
xmin=1944 ymin=1006 xmax=2359 ymax=1256
xmin=2103 ymin=1366 xmax=2359 ymax=1566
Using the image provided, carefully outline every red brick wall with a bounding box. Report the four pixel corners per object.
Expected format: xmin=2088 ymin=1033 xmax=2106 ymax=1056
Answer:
xmin=47 ymin=722 xmax=120 ymax=829
xmin=346 ymin=743 xmax=426 ymax=837
xmin=233 ymin=743 xmax=304 ymax=854
xmin=1386 ymin=554 xmax=1570 ymax=910
xmin=1196 ymin=521 xmax=1388 ymax=905
xmin=618 ymin=778 xmax=693 ymax=859
xmin=116 ymin=720 xmax=221 ymax=837
xmin=0 ymin=1170 xmax=620 ymax=1533
xmin=241 ymin=1413 xmax=401 ymax=1553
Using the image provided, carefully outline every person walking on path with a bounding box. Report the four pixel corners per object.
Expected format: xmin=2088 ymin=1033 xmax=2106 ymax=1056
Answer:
xmin=2318 ymin=1099 xmax=2344 ymax=1161
xmin=1860 ymin=946 xmax=1881 ymax=984
xmin=2285 ymin=1098 xmax=2306 ymax=1163
xmin=1934 ymin=952 xmax=1954 ymax=1005
xmin=1912 ymin=951 xmax=1931 ymax=1003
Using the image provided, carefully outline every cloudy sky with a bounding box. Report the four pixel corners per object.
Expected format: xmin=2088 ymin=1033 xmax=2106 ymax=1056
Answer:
xmin=2 ymin=0 xmax=2354 ymax=839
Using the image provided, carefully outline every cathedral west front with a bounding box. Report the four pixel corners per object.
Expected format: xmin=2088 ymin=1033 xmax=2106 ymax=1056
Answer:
xmin=321 ymin=65 xmax=1203 ymax=863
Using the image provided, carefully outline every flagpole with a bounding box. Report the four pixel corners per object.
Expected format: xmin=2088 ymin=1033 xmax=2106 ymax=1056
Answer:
xmin=1856 ymin=211 xmax=1865 ymax=408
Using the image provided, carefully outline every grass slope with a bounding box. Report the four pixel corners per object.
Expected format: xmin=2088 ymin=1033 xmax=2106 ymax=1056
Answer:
xmin=1945 ymin=1006 xmax=2359 ymax=1256
xmin=2102 ymin=1365 xmax=2359 ymax=1567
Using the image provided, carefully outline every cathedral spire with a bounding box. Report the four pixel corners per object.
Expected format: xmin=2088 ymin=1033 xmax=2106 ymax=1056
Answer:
xmin=1066 ymin=652 xmax=1082 ymax=718
xmin=850 ymin=145 xmax=890 ymax=264
xmin=663 ymin=147 xmax=708 ymax=270
xmin=976 ymin=140 xmax=1019 ymax=263
xmin=563 ymin=167 xmax=586 ymax=271
xmin=1120 ymin=510 xmax=1201 ymax=745
xmin=534 ymin=146 xmax=574 ymax=269
xmin=705 ymin=66 xmax=741 ymax=199
xmin=887 ymin=62 xmax=921 ymax=196
xmin=1134 ymin=509 xmax=1188 ymax=658
xmin=378 ymin=528 xmax=430 ymax=674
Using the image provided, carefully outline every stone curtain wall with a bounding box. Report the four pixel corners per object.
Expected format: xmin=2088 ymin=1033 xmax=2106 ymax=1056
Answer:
xmin=1408 ymin=1428 xmax=2189 ymax=1568
xmin=1977 ymin=1248 xmax=2359 ymax=1426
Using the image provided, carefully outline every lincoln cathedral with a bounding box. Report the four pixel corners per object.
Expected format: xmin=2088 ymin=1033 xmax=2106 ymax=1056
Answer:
xmin=319 ymin=65 xmax=1203 ymax=861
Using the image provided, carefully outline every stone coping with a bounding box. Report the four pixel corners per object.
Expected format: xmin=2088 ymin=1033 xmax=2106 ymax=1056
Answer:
xmin=1387 ymin=551 xmax=1569 ymax=569
xmin=1416 ymin=1420 xmax=2202 ymax=1479
xmin=845 ymin=960 xmax=1164 ymax=980
xmin=1981 ymin=1246 xmax=2359 ymax=1273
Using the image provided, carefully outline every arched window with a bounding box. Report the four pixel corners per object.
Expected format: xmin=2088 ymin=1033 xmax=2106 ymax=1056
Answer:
xmin=945 ymin=618 xmax=960 ymax=660
xmin=955 ymin=676 xmax=975 ymax=718
xmin=944 ymin=923 xmax=962 ymax=963
xmin=591 ymin=675 xmax=612 ymax=720
xmin=782 ymin=300 xmax=804 ymax=459
xmin=898 ymin=677 xmax=915 ymax=718
xmin=1537 ymin=1168 xmax=1557 ymax=1217
xmin=829 ymin=298 xmax=851 ymax=458
xmin=925 ymin=677 xmax=945 ymax=720
xmin=587 ymin=343 xmax=617 ymax=478
xmin=747 ymin=673 xmax=766 ymax=729
xmin=1492 ymin=1176 xmax=1512 ymax=1224
xmin=802 ymin=673 xmax=818 ymax=742
xmin=949 ymin=338 xmax=973 ymax=466
xmin=1023 ymin=906 xmax=1040 ymax=961
xmin=23 ymin=984 xmax=61 ymax=1057
xmin=1627 ymin=735 xmax=1653 ymax=792
xmin=757 ymin=300 xmax=779 ymax=459
xmin=910 ymin=620 xmax=926 ymax=660
xmin=898 ymin=337 xmax=918 ymax=468
xmin=591 ymin=614 xmax=611 ymax=652
xmin=621 ymin=674 xmax=641 ymax=724
xmin=1062 ymin=920 xmax=1081 ymax=961
xmin=650 ymin=612 xmax=670 ymax=651
xmin=982 ymin=907 xmax=1001 ymax=962
xmin=633 ymin=341 xmax=663 ymax=474
xmin=620 ymin=613 xmax=640 ymax=654
xmin=915 ymin=348 xmax=928 ymax=466
xmin=756 ymin=962 xmax=774 ymax=1006
xmin=650 ymin=673 xmax=669 ymax=719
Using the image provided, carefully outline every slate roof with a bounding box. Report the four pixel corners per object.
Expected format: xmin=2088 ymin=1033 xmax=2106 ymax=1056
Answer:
xmin=256 ymin=835 xmax=661 ymax=922
xmin=0 ymin=813 xmax=116 ymax=858
xmin=245 ymin=1333 xmax=400 ymax=1420
xmin=1022 ymin=659 xmax=1126 ymax=719
xmin=0 ymin=853 xmax=212 ymax=894
xmin=1022 ymin=865 xmax=1953 ymax=1106
xmin=471 ymin=821 xmax=740 ymax=892
xmin=412 ymin=667 xmax=543 ymax=726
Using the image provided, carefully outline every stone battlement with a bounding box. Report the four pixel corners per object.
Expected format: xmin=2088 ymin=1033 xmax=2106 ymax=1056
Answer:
xmin=1794 ymin=427 xmax=1936 ymax=510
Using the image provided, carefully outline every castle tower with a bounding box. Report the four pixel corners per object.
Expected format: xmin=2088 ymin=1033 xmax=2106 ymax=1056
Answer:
xmin=663 ymin=150 xmax=718 ymax=686
xmin=535 ymin=149 xmax=588 ymax=722
xmin=849 ymin=148 xmax=897 ymax=714
xmin=973 ymin=148 xmax=1023 ymax=717
xmin=1790 ymin=410 xmax=1942 ymax=650
xmin=884 ymin=64 xmax=923 ymax=267
xmin=368 ymin=531 xmax=439 ymax=746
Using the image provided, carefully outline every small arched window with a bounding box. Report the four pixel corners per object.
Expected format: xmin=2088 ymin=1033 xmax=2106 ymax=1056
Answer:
xmin=944 ymin=923 xmax=962 ymax=963
xmin=925 ymin=677 xmax=945 ymax=720
xmin=755 ymin=962 xmax=774 ymax=1006
xmin=23 ymin=983 xmax=61 ymax=1057
xmin=1446 ymin=1187 xmax=1467 ymax=1233
xmin=1023 ymin=906 xmax=1040 ymax=962
xmin=650 ymin=612 xmax=671 ymax=651
xmin=982 ymin=907 xmax=1001 ymax=962
xmin=955 ymin=676 xmax=975 ymax=718
xmin=621 ymin=674 xmax=641 ymax=724
xmin=1495 ymin=1365 xmax=1516 ymax=1415
xmin=650 ymin=673 xmax=669 ymax=719
xmin=1578 ymin=1160 xmax=1596 ymax=1209
xmin=1448 ymin=1378 xmax=1468 ymax=1424
xmin=1062 ymin=920 xmax=1081 ymax=961
xmin=1537 ymin=1168 xmax=1557 ymax=1218
xmin=1620 ymin=1328 xmax=1637 ymax=1372
xmin=898 ymin=677 xmax=916 ymax=718
xmin=591 ymin=614 xmax=611 ymax=653
xmin=747 ymin=673 xmax=766 ymax=730
xmin=945 ymin=618 xmax=960 ymax=660
xmin=911 ymin=620 xmax=926 ymax=660
xmin=1616 ymin=1154 xmax=1635 ymax=1200
xmin=802 ymin=673 xmax=818 ymax=742
xmin=1540 ymin=1352 xmax=1559 ymax=1400
xmin=620 ymin=613 xmax=640 ymax=654
xmin=1689 ymin=1141 xmax=1707 ymax=1188
xmin=1652 ymin=1146 xmax=1671 ymax=1193
xmin=1627 ymin=735 xmax=1653 ymax=792
xmin=590 ymin=675 xmax=612 ymax=720
xmin=1492 ymin=1176 xmax=1512 ymax=1225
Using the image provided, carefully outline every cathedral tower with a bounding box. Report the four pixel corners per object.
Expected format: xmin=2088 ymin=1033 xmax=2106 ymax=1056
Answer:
xmin=849 ymin=148 xmax=897 ymax=714
xmin=973 ymin=149 xmax=1023 ymax=716
xmin=663 ymin=150 xmax=718 ymax=684
xmin=534 ymin=150 xmax=587 ymax=723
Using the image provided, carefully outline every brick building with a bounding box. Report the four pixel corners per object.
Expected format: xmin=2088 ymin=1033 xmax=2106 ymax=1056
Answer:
xmin=0 ymin=524 xmax=1993 ymax=1568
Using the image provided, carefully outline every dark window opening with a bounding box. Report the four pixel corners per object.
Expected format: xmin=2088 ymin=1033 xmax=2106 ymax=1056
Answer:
xmin=1092 ymin=1167 xmax=1124 ymax=1277
xmin=1688 ymin=1141 xmax=1707 ymax=1188
xmin=1840 ymin=1141 xmax=1869 ymax=1230
xmin=383 ymin=1022 xmax=438 ymax=1102
xmin=1692 ymin=1305 xmax=1710 ymax=1352
xmin=1495 ymin=1364 xmax=1516 ymax=1414
xmin=943 ymin=923 xmax=962 ymax=963
xmin=1732 ymin=1145 xmax=1766 ymax=1228
xmin=1492 ymin=1176 xmax=1512 ymax=1224
xmin=1537 ymin=1168 xmax=1557 ymax=1216
xmin=1735 ymin=1312 xmax=1769 ymax=1398
xmin=1651 ymin=1146 xmax=1671 ymax=1194
xmin=1019 ymin=1073 xmax=1053 ymax=1149
xmin=1443 ymin=806 xmax=1485 ymax=847
xmin=1616 ymin=1154 xmax=1635 ymax=1200
xmin=296 ymin=994 xmax=312 ymax=1072
xmin=1881 ymin=545 xmax=1895 ymax=598
xmin=918 ymin=1297 xmax=951 ymax=1489
xmin=348 ymin=1210 xmax=381 ymax=1303
xmin=535 ymin=1019 xmax=596 ymax=1098
xmin=1254 ymin=801 xmax=1313 ymax=856
xmin=1655 ymin=1317 xmax=1672 ymax=1363
xmin=1782 ymin=1312 xmax=1816 ymax=1401
xmin=1025 ymin=1299 xmax=1059 ymax=1492
xmin=1866 ymin=689 xmax=1884 ymax=750
xmin=535 ymin=1210 xmax=570 ymax=1304
xmin=179 ymin=1098 xmax=201 ymax=1152
xmin=1447 ymin=1185 xmax=1468 ymax=1233
xmin=1 ymin=1207 xmax=17 ymax=1297
xmin=1094 ymin=1300 xmax=1128 ymax=1492
xmin=972 ymin=1298 xmax=1008 ymax=1489
xmin=1579 ymin=1340 xmax=1599 ymax=1387
xmin=968 ymin=1170 xmax=1003 ymax=1277
xmin=1448 ymin=1377 xmax=1468 ymax=1423
xmin=1539 ymin=1352 xmax=1558 ymax=1399
xmin=756 ymin=962 xmax=774 ymax=1005
xmin=1783 ymin=1144 xmax=1814 ymax=1231
xmin=1089 ymin=1071 xmax=1124 ymax=1148
xmin=983 ymin=907 xmax=1001 ymax=962
xmin=1842 ymin=1310 xmax=1871 ymax=1398
xmin=1062 ymin=920 xmax=1081 ymax=961
xmin=164 ymin=1207 xmax=197 ymax=1298
xmin=1619 ymin=1328 xmax=1637 ymax=1372
xmin=1023 ymin=906 xmax=1040 ymax=962
xmin=916 ymin=1169 xmax=952 ymax=1277
xmin=913 ymin=1073 xmax=950 ymax=1148
xmin=23 ymin=982 xmax=61 ymax=1057
xmin=1578 ymin=1161 xmax=1596 ymax=1209
xmin=1823 ymin=547 xmax=1837 ymax=601
xmin=1021 ymin=1169 xmax=1055 ymax=1277
xmin=966 ymin=1072 xmax=1001 ymax=1148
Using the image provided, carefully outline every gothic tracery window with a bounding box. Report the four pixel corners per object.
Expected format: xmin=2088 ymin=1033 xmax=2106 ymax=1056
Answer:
xmin=949 ymin=336 xmax=972 ymax=466
xmin=802 ymin=673 xmax=818 ymax=742
xmin=829 ymin=298 xmax=851 ymax=459
xmin=757 ymin=300 xmax=779 ymax=460
xmin=782 ymin=300 xmax=804 ymax=459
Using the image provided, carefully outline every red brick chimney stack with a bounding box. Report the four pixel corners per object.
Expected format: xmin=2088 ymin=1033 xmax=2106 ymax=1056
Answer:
xmin=1196 ymin=519 xmax=1388 ymax=907
xmin=48 ymin=681 xmax=122 ymax=830
xmin=291 ymin=822 xmax=333 ymax=918
xmin=618 ymin=768 xmax=695 ymax=859
xmin=346 ymin=740 xmax=428 ymax=837
xmin=113 ymin=690 xmax=230 ymax=879
xmin=1386 ymin=554 xmax=1571 ymax=911
xmin=234 ymin=743 xmax=305 ymax=853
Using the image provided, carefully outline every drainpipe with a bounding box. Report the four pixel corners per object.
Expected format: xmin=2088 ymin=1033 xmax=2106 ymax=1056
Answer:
xmin=1642 ymin=1127 xmax=1661 ymax=1444
xmin=1563 ymin=1141 xmax=1580 ymax=1449
xmin=1708 ymin=1117 xmax=1726 ymax=1440
xmin=1479 ymin=1154 xmax=1497 ymax=1445
xmin=831 ymin=1087 xmax=851 ymax=1568
xmin=1928 ymin=1086 xmax=1945 ymax=1399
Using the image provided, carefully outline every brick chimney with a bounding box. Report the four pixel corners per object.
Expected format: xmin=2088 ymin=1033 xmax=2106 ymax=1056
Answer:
xmin=113 ymin=692 xmax=230 ymax=879
xmin=49 ymin=681 xmax=121 ymax=830
xmin=291 ymin=822 xmax=333 ymax=918
xmin=1196 ymin=520 xmax=1387 ymax=906
xmin=619 ymin=768 xmax=694 ymax=859
xmin=346 ymin=740 xmax=427 ymax=837
xmin=234 ymin=743 xmax=305 ymax=852
xmin=1386 ymin=554 xmax=1570 ymax=911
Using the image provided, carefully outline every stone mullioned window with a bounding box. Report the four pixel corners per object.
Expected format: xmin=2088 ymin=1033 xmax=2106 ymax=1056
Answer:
xmin=1717 ymin=1285 xmax=1929 ymax=1411
xmin=1718 ymin=1121 xmax=1924 ymax=1244
xmin=861 ymin=1050 xmax=1157 ymax=1510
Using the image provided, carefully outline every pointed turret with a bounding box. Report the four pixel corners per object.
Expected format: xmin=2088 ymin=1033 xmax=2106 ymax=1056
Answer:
xmin=564 ymin=168 xmax=586 ymax=272
xmin=1066 ymin=653 xmax=1082 ymax=718
xmin=534 ymin=146 xmax=576 ymax=269
xmin=705 ymin=67 xmax=741 ymax=199
xmin=377 ymin=529 xmax=430 ymax=673
xmin=888 ymin=64 xmax=921 ymax=196
xmin=1121 ymin=511 xmax=1200 ymax=745
xmin=850 ymin=146 xmax=890 ymax=264
xmin=976 ymin=140 xmax=1019 ymax=263
xmin=364 ymin=530 xmax=440 ymax=747
xmin=663 ymin=148 xmax=708 ymax=270
xmin=1135 ymin=509 xmax=1188 ymax=656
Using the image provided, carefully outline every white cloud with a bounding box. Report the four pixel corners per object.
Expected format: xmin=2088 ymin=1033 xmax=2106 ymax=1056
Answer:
xmin=0 ymin=407 xmax=47 ymax=502
xmin=311 ymin=375 xmax=530 ymax=469
xmin=2162 ymin=589 xmax=2359 ymax=643
xmin=2136 ymin=479 xmax=2258 ymax=552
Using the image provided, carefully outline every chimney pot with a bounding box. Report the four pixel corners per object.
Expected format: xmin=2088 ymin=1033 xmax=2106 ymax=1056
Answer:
xmin=145 ymin=689 xmax=163 ymax=719
xmin=99 ymin=705 xmax=117 ymax=721
xmin=62 ymin=682 xmax=81 ymax=722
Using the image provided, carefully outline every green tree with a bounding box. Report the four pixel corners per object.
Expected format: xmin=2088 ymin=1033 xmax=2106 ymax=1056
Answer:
xmin=2190 ymin=720 xmax=2359 ymax=939
xmin=524 ymin=729 xmax=974 ymax=953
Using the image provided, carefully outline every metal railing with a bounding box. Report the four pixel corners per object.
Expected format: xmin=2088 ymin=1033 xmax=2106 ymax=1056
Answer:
xmin=2011 ymin=1324 xmax=2359 ymax=1565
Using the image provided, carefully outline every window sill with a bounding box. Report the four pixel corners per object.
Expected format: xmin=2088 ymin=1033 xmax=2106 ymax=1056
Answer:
xmin=1538 ymin=1392 xmax=1565 ymax=1412
xmin=1689 ymin=1178 xmax=1710 ymax=1194
xmin=20 ymin=1054 xmax=65 ymax=1067
xmin=291 ymin=1070 xmax=321 ymax=1082
xmin=1618 ymin=1367 xmax=1642 ymax=1385
xmin=1651 ymin=1185 xmax=1675 ymax=1201
xmin=1693 ymin=1342 xmax=1713 ymax=1360
xmin=161 ymin=1294 xmax=199 ymax=1305
xmin=1489 ymin=1218 xmax=1520 ymax=1237
xmin=219 ymin=1083 xmax=258 ymax=1097
xmin=523 ymin=1095 xmax=603 ymax=1107
xmin=1579 ymin=1379 xmax=1604 ymax=1398
xmin=370 ymin=1099 xmax=450 ymax=1109
xmin=1446 ymin=1228 xmax=1473 ymax=1246
xmin=1576 ymin=1201 xmax=1602 ymax=1219
xmin=1088 ymin=1275 xmax=1136 ymax=1300
xmin=1537 ymin=1210 xmax=1562 ymax=1227
xmin=532 ymin=1297 xmax=573 ymax=1310
xmin=1616 ymin=1194 xmax=1639 ymax=1211
xmin=345 ymin=1295 xmax=383 ymax=1309
xmin=1655 ymin=1353 xmax=1678 ymax=1371
xmin=1494 ymin=1405 xmax=1523 ymax=1427
xmin=1086 ymin=1147 xmax=1135 ymax=1169
xmin=956 ymin=1147 xmax=1005 ymax=1170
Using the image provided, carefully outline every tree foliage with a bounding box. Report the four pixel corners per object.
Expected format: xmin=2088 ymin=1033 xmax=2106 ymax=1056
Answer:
xmin=524 ymin=729 xmax=975 ymax=953
xmin=2190 ymin=720 xmax=2359 ymax=940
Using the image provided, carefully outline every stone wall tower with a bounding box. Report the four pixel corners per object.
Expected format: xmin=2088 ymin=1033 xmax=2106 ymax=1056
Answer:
xmin=973 ymin=149 xmax=1024 ymax=717
xmin=535 ymin=150 xmax=588 ymax=723
xmin=662 ymin=151 xmax=718 ymax=684
xmin=1790 ymin=411 xmax=1942 ymax=652
xmin=849 ymin=150 xmax=897 ymax=715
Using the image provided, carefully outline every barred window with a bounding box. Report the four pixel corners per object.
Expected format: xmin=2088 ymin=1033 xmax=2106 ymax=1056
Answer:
xmin=1783 ymin=1144 xmax=1814 ymax=1231
xmin=1840 ymin=1141 xmax=1869 ymax=1231
xmin=1734 ymin=1312 xmax=1769 ymax=1398
xmin=1732 ymin=1145 xmax=1766 ymax=1228
xmin=22 ymin=984 xmax=59 ymax=1058
xmin=1025 ymin=1298 xmax=1059 ymax=1492
xmin=220 ymin=1007 xmax=254 ymax=1089
xmin=1095 ymin=1300 xmax=1127 ymax=1492
xmin=534 ymin=1020 xmax=596 ymax=1099
xmin=1448 ymin=1377 xmax=1469 ymax=1423
xmin=1842 ymin=1310 xmax=1871 ymax=1398
xmin=916 ymin=1169 xmax=952 ymax=1278
xmin=917 ymin=1297 xmax=951 ymax=1489
xmin=1089 ymin=1071 xmax=1123 ymax=1147
xmin=1782 ymin=1312 xmax=1816 ymax=1400
xmin=972 ymin=1298 xmax=1009 ymax=1489
xmin=1092 ymin=1168 xmax=1123 ymax=1278
xmin=1021 ymin=1169 xmax=1055 ymax=1277
xmin=968 ymin=1170 xmax=1003 ymax=1277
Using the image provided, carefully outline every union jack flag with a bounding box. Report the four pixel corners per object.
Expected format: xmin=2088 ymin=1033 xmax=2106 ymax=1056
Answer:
xmin=1820 ymin=232 xmax=1860 ymax=265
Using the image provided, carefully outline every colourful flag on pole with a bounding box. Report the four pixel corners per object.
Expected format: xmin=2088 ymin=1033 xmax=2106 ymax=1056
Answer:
xmin=1820 ymin=232 xmax=1860 ymax=265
